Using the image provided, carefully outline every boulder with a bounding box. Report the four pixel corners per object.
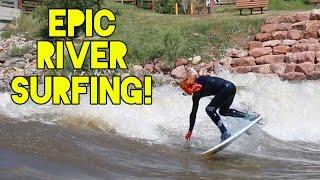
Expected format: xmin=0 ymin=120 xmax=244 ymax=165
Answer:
xmin=280 ymin=15 xmax=298 ymax=23
xmin=219 ymin=57 xmax=233 ymax=65
xmin=248 ymin=41 xmax=263 ymax=50
xmin=249 ymin=47 xmax=272 ymax=58
xmin=255 ymin=33 xmax=273 ymax=42
xmin=276 ymin=23 xmax=292 ymax=31
xmin=272 ymin=31 xmax=288 ymax=40
xmin=287 ymin=30 xmax=303 ymax=40
xmin=261 ymin=24 xmax=278 ymax=33
xmin=286 ymin=51 xmax=316 ymax=63
xmin=284 ymin=53 xmax=298 ymax=63
xmin=316 ymin=51 xmax=320 ymax=63
xmin=305 ymin=20 xmax=320 ymax=31
xmin=295 ymin=13 xmax=310 ymax=22
xmin=132 ymin=65 xmax=143 ymax=72
xmin=144 ymin=63 xmax=155 ymax=73
xmin=171 ymin=65 xmax=186 ymax=79
xmin=285 ymin=63 xmax=297 ymax=73
xmin=192 ymin=56 xmax=202 ymax=64
xmin=310 ymin=9 xmax=320 ymax=20
xmin=299 ymin=38 xmax=318 ymax=44
xmin=307 ymin=71 xmax=320 ymax=80
xmin=291 ymin=43 xmax=308 ymax=53
xmin=291 ymin=21 xmax=306 ymax=31
xmin=282 ymin=39 xmax=298 ymax=46
xmin=315 ymin=64 xmax=320 ymax=71
xmin=175 ymin=58 xmax=188 ymax=66
xmin=255 ymin=54 xmax=285 ymax=65
xmin=266 ymin=16 xmax=280 ymax=24
xmin=251 ymin=64 xmax=271 ymax=74
xmin=273 ymin=45 xmax=291 ymax=54
xmin=262 ymin=40 xmax=281 ymax=47
xmin=296 ymin=62 xmax=314 ymax=75
xmin=307 ymin=43 xmax=320 ymax=52
xmin=280 ymin=72 xmax=307 ymax=80
xmin=233 ymin=66 xmax=252 ymax=74
xmin=270 ymin=63 xmax=286 ymax=74
xmin=298 ymin=51 xmax=316 ymax=63
xmin=304 ymin=31 xmax=318 ymax=39
xmin=225 ymin=49 xmax=248 ymax=58
xmin=230 ymin=56 xmax=256 ymax=67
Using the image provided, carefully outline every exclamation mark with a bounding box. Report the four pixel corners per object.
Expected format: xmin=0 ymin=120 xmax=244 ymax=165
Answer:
xmin=144 ymin=76 xmax=152 ymax=105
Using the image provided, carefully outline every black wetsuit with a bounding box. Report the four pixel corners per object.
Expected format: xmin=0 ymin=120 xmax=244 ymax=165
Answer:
xmin=189 ymin=76 xmax=245 ymax=134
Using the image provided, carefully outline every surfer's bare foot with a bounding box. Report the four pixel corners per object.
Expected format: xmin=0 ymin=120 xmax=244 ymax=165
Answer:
xmin=220 ymin=131 xmax=231 ymax=143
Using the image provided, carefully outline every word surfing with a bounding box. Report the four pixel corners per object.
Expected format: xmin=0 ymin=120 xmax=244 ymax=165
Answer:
xmin=10 ymin=9 xmax=152 ymax=105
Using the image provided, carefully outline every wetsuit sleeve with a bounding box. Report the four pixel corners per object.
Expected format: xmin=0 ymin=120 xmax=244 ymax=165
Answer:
xmin=189 ymin=95 xmax=200 ymax=132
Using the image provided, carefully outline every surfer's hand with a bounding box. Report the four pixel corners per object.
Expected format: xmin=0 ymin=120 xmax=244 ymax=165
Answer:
xmin=184 ymin=131 xmax=192 ymax=141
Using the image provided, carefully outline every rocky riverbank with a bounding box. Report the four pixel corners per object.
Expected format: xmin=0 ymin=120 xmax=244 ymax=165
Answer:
xmin=223 ymin=10 xmax=320 ymax=81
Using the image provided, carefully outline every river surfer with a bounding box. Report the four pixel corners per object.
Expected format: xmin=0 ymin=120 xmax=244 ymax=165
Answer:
xmin=180 ymin=74 xmax=252 ymax=142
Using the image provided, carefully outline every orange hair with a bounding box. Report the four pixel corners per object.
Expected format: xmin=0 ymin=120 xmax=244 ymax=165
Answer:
xmin=180 ymin=76 xmax=197 ymax=95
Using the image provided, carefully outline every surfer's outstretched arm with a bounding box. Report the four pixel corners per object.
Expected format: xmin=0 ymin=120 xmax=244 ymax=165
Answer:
xmin=185 ymin=95 xmax=200 ymax=141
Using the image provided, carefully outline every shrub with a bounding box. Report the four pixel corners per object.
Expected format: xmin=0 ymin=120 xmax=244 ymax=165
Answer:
xmin=11 ymin=45 xmax=32 ymax=57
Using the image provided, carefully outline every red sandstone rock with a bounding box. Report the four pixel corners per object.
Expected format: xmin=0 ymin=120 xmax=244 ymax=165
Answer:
xmin=307 ymin=43 xmax=320 ymax=52
xmin=295 ymin=13 xmax=310 ymax=22
xmin=255 ymin=33 xmax=273 ymax=42
xmin=266 ymin=16 xmax=280 ymax=24
xmin=270 ymin=63 xmax=287 ymax=74
xmin=292 ymin=21 xmax=306 ymax=31
xmin=273 ymin=45 xmax=291 ymax=54
xmin=276 ymin=23 xmax=292 ymax=31
xmin=280 ymin=15 xmax=298 ymax=23
xmin=225 ymin=49 xmax=248 ymax=58
xmin=299 ymin=38 xmax=319 ymax=44
xmin=304 ymin=31 xmax=318 ymax=39
xmin=284 ymin=53 xmax=298 ymax=63
xmin=285 ymin=63 xmax=296 ymax=73
xmin=255 ymin=54 xmax=285 ymax=65
xmin=306 ymin=20 xmax=320 ymax=32
xmin=288 ymin=30 xmax=303 ymax=40
xmin=262 ymin=40 xmax=281 ymax=47
xmin=291 ymin=43 xmax=308 ymax=53
xmin=249 ymin=47 xmax=272 ymax=58
xmin=175 ymin=58 xmax=188 ymax=66
xmin=261 ymin=24 xmax=278 ymax=33
xmin=299 ymin=51 xmax=316 ymax=63
xmin=284 ymin=52 xmax=315 ymax=63
xmin=296 ymin=62 xmax=315 ymax=75
xmin=307 ymin=71 xmax=320 ymax=80
xmin=251 ymin=64 xmax=271 ymax=74
xmin=171 ymin=65 xmax=186 ymax=79
xmin=281 ymin=72 xmax=307 ymax=80
xmin=233 ymin=66 xmax=252 ymax=74
xmin=230 ymin=56 xmax=256 ymax=67
xmin=315 ymin=64 xmax=320 ymax=71
xmin=248 ymin=41 xmax=263 ymax=50
xmin=272 ymin=31 xmax=288 ymax=40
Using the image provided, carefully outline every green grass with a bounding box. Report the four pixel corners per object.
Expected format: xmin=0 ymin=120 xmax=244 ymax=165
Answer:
xmin=102 ymin=1 xmax=266 ymax=64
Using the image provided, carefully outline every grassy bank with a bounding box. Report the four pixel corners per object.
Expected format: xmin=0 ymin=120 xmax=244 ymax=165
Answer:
xmin=4 ymin=0 xmax=318 ymax=66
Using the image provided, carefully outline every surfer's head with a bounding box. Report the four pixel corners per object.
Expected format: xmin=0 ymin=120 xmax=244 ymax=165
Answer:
xmin=180 ymin=74 xmax=202 ymax=95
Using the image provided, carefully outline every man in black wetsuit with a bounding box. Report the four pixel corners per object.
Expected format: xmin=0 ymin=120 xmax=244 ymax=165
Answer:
xmin=180 ymin=75 xmax=247 ymax=142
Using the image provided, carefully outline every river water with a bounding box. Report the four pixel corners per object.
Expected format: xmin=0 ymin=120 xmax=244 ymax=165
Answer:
xmin=0 ymin=72 xmax=319 ymax=179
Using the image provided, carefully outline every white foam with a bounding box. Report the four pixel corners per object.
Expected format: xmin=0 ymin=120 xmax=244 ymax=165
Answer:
xmin=1 ymin=73 xmax=320 ymax=144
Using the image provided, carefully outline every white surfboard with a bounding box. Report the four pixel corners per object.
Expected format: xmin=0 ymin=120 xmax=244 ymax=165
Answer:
xmin=202 ymin=115 xmax=262 ymax=157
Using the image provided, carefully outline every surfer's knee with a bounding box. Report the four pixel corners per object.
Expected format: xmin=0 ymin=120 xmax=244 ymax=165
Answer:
xmin=219 ymin=109 xmax=228 ymax=116
xmin=206 ymin=106 xmax=217 ymax=115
